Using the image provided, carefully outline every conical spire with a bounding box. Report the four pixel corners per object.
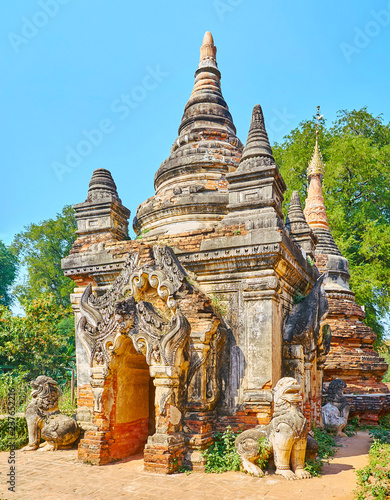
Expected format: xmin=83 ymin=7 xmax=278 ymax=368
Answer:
xmin=303 ymin=174 xmax=329 ymax=230
xmin=307 ymin=136 xmax=325 ymax=179
xmin=286 ymin=191 xmax=310 ymax=229
xmin=74 ymin=168 xmax=130 ymax=240
xmin=286 ymin=191 xmax=317 ymax=258
xmin=135 ymin=32 xmax=242 ymax=237
xmin=223 ymin=105 xmax=286 ymax=229
xmin=240 ymin=105 xmax=274 ymax=162
xmin=87 ymin=169 xmax=120 ymax=202
xmin=304 ymin=107 xmax=341 ymax=256
xmin=178 ymin=31 xmax=236 ymax=136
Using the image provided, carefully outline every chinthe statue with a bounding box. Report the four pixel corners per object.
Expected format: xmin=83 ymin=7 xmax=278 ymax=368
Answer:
xmin=322 ymin=378 xmax=350 ymax=436
xmin=21 ymin=375 xmax=80 ymax=451
xmin=235 ymin=377 xmax=312 ymax=480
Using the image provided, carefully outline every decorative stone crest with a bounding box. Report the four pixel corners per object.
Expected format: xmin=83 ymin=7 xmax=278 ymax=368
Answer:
xmin=77 ymin=246 xmax=189 ymax=370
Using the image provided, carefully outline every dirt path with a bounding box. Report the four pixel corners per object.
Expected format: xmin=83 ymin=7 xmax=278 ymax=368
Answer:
xmin=0 ymin=431 xmax=371 ymax=500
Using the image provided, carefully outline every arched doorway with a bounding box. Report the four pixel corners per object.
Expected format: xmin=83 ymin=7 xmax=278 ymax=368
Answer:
xmin=108 ymin=337 xmax=156 ymax=459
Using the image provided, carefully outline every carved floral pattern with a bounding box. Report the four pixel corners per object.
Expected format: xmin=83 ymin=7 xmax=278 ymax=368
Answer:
xmin=77 ymin=246 xmax=190 ymax=369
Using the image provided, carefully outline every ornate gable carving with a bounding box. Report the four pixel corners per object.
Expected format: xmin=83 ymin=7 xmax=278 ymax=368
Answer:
xmin=77 ymin=246 xmax=190 ymax=370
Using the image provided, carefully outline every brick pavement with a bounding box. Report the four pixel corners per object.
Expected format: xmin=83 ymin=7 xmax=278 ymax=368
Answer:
xmin=0 ymin=432 xmax=370 ymax=500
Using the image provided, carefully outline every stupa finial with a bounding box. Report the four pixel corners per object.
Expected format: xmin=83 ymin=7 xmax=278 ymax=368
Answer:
xmin=307 ymin=106 xmax=325 ymax=179
xmin=199 ymin=31 xmax=217 ymax=63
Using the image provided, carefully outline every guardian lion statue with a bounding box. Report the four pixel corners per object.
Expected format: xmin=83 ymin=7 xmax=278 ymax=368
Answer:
xmin=322 ymin=379 xmax=350 ymax=436
xmin=21 ymin=375 xmax=80 ymax=451
xmin=235 ymin=377 xmax=311 ymax=480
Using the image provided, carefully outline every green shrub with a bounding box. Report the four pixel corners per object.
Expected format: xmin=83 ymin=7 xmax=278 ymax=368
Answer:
xmin=355 ymin=441 xmax=390 ymax=499
xmin=304 ymin=458 xmax=323 ymax=477
xmin=345 ymin=416 xmax=360 ymax=437
xmin=0 ymin=372 xmax=30 ymax=414
xmin=304 ymin=427 xmax=338 ymax=476
xmin=354 ymin=417 xmax=390 ymax=499
xmin=257 ymin=436 xmax=270 ymax=469
xmin=0 ymin=416 xmax=28 ymax=451
xmin=202 ymin=426 xmax=241 ymax=473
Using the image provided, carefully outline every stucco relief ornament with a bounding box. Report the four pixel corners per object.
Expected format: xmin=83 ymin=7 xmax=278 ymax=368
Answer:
xmin=77 ymin=245 xmax=192 ymax=421
xmin=78 ymin=245 xmax=190 ymax=369
xmin=133 ymin=301 xmax=190 ymax=366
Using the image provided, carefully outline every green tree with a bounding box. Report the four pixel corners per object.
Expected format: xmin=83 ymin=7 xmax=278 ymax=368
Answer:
xmin=273 ymin=108 xmax=390 ymax=342
xmin=0 ymin=241 xmax=18 ymax=307
xmin=0 ymin=294 xmax=75 ymax=382
xmin=12 ymin=205 xmax=77 ymax=308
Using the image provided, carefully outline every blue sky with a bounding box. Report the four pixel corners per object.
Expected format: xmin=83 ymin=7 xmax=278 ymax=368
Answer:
xmin=1 ymin=0 xmax=390 ymax=245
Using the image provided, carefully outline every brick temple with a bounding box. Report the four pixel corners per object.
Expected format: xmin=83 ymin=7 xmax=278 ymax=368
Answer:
xmin=62 ymin=32 xmax=388 ymax=471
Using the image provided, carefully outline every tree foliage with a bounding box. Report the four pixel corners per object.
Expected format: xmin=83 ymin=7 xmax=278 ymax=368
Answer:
xmin=273 ymin=108 xmax=390 ymax=342
xmin=12 ymin=205 xmax=77 ymax=308
xmin=0 ymin=241 xmax=18 ymax=307
xmin=0 ymin=294 xmax=75 ymax=382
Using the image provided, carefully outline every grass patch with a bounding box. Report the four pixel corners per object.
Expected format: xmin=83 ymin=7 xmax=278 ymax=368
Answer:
xmin=177 ymin=464 xmax=192 ymax=475
xmin=293 ymin=292 xmax=306 ymax=304
xmin=58 ymin=383 xmax=77 ymax=418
